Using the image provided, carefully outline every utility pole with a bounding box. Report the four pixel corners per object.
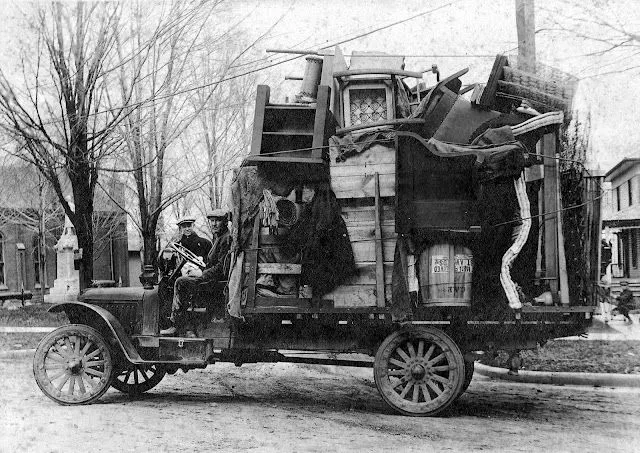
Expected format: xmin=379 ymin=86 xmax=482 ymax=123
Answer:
xmin=515 ymin=0 xmax=536 ymax=72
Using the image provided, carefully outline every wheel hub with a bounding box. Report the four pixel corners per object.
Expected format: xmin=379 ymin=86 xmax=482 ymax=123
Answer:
xmin=68 ymin=358 xmax=83 ymax=374
xmin=410 ymin=363 xmax=426 ymax=380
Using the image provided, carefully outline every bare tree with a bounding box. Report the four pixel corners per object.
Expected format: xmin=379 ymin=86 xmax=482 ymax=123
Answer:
xmin=106 ymin=1 xmax=216 ymax=281
xmin=188 ymin=40 xmax=257 ymax=213
xmin=107 ymin=0 xmax=275 ymax=281
xmin=538 ymin=1 xmax=640 ymax=77
xmin=0 ymin=2 xmax=129 ymax=289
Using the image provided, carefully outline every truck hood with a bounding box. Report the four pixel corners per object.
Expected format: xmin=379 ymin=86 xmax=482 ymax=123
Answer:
xmin=79 ymin=286 xmax=148 ymax=302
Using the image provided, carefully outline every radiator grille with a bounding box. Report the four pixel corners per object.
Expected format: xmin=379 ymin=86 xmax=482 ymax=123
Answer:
xmin=91 ymin=302 xmax=139 ymax=334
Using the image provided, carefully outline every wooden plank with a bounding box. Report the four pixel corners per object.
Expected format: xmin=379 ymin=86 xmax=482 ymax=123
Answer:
xmin=521 ymin=306 xmax=596 ymax=313
xmin=330 ymin=162 xmax=396 ymax=178
xmin=323 ymin=46 xmax=348 ymax=125
xmin=312 ymin=85 xmax=334 ymax=160
xmin=254 ymin=297 xmax=307 ymax=308
xmin=329 ymin=142 xmax=395 ymax=166
xmin=246 ymin=214 xmax=261 ymax=308
xmin=334 ymin=68 xmax=423 ymax=79
xmin=351 ymin=238 xmax=396 ymax=263
xmin=242 ymin=306 xmax=390 ymax=314
xmin=345 ymin=224 xmax=396 ymax=242
xmin=332 ymin=173 xmax=395 ymax=199
xmin=340 ymin=202 xmax=395 ymax=225
xmin=374 ymin=173 xmax=385 ymax=308
xmin=542 ymin=133 xmax=559 ymax=294
xmin=250 ymin=85 xmax=269 ymax=156
xmin=325 ymin=284 xmax=393 ymax=307
xmin=345 ymin=262 xmax=394 ymax=285
xmin=478 ymin=55 xmax=508 ymax=108
xmin=257 ymin=263 xmax=301 ymax=275
xmin=246 ymin=262 xmax=395 ymax=285
xmin=257 ymin=224 xmax=397 ymax=245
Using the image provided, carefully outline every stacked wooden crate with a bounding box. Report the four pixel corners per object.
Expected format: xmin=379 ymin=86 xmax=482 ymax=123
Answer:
xmin=326 ymin=142 xmax=397 ymax=307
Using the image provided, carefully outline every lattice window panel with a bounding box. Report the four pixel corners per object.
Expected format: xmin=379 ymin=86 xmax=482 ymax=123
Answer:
xmin=349 ymin=88 xmax=388 ymax=126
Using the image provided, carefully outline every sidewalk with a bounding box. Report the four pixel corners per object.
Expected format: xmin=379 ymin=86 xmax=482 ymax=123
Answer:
xmin=475 ymin=312 xmax=640 ymax=388
xmin=558 ymin=313 xmax=640 ymax=341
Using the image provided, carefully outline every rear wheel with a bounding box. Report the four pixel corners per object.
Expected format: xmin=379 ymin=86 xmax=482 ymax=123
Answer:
xmin=111 ymin=364 xmax=166 ymax=395
xmin=374 ymin=326 xmax=465 ymax=416
xmin=33 ymin=324 xmax=114 ymax=405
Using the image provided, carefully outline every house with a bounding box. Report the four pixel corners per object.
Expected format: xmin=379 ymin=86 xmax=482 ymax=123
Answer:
xmin=127 ymin=229 xmax=143 ymax=287
xmin=0 ymin=165 xmax=129 ymax=298
xmin=602 ymin=158 xmax=640 ymax=295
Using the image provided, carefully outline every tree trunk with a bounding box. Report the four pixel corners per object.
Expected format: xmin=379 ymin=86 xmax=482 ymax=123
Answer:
xmin=142 ymin=228 xmax=158 ymax=271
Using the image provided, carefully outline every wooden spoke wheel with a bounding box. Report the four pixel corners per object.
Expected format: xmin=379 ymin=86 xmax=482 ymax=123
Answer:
xmin=111 ymin=364 xmax=166 ymax=395
xmin=33 ymin=324 xmax=114 ymax=405
xmin=374 ymin=327 xmax=465 ymax=416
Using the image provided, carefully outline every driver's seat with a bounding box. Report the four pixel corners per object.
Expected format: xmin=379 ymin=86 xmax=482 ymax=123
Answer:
xmin=185 ymin=279 xmax=228 ymax=330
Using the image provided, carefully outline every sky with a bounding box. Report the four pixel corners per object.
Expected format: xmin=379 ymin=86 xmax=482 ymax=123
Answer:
xmin=228 ymin=0 xmax=640 ymax=173
xmin=0 ymin=0 xmax=638 ymax=173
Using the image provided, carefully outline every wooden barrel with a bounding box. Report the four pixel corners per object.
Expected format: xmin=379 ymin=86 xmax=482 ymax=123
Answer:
xmin=418 ymin=243 xmax=473 ymax=306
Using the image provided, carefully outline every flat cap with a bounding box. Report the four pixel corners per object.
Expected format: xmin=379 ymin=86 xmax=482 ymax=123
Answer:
xmin=176 ymin=216 xmax=196 ymax=225
xmin=206 ymin=208 xmax=229 ymax=219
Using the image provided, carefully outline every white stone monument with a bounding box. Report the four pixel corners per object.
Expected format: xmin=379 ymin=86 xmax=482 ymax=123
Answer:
xmin=45 ymin=216 xmax=80 ymax=303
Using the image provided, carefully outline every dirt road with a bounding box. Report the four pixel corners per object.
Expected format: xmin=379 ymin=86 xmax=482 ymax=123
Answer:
xmin=1 ymin=357 xmax=639 ymax=452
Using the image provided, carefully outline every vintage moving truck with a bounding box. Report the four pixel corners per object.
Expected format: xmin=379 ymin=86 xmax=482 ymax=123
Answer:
xmin=33 ymin=48 xmax=600 ymax=416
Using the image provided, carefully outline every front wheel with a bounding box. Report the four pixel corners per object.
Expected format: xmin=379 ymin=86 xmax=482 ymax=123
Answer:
xmin=33 ymin=324 xmax=114 ymax=405
xmin=374 ymin=326 xmax=465 ymax=416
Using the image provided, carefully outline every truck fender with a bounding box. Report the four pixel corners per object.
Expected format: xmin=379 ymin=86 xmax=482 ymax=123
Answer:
xmin=49 ymin=301 xmax=143 ymax=363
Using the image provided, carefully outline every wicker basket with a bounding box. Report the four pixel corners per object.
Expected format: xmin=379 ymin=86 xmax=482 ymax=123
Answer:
xmin=497 ymin=80 xmax=567 ymax=111
xmin=503 ymin=65 xmax=577 ymax=104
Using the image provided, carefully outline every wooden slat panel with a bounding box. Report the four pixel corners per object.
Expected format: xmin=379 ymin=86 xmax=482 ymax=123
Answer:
xmin=325 ymin=284 xmax=393 ymax=307
xmin=254 ymin=297 xmax=307 ymax=308
xmin=345 ymin=224 xmax=396 ymax=241
xmin=246 ymin=263 xmax=395 ymax=285
xmin=332 ymin=173 xmax=395 ymax=199
xmin=329 ymin=143 xmax=396 ymax=166
xmin=351 ymin=238 xmax=396 ymax=262
xmin=340 ymin=203 xmax=395 ymax=225
xmin=330 ymin=162 xmax=395 ymax=178
xmin=330 ymin=142 xmax=396 ymax=199
xmin=257 ymin=263 xmax=301 ymax=275
xmin=345 ymin=262 xmax=394 ymax=285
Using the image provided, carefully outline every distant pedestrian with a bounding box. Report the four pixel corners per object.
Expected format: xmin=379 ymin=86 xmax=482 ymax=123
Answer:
xmin=613 ymin=281 xmax=635 ymax=323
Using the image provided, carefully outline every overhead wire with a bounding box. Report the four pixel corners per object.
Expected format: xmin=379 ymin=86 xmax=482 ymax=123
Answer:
xmin=28 ymin=1 xmax=459 ymax=127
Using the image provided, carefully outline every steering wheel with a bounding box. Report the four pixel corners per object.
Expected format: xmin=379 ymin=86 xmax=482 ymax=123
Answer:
xmin=168 ymin=242 xmax=206 ymax=269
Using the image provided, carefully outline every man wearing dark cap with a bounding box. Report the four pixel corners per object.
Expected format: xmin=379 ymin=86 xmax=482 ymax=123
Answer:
xmin=157 ymin=215 xmax=212 ymax=280
xmin=613 ymin=281 xmax=635 ymax=323
xmin=161 ymin=209 xmax=232 ymax=336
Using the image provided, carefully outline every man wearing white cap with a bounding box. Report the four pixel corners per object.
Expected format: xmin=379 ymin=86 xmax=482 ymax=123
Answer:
xmin=161 ymin=209 xmax=232 ymax=336
xmin=175 ymin=215 xmax=212 ymax=260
